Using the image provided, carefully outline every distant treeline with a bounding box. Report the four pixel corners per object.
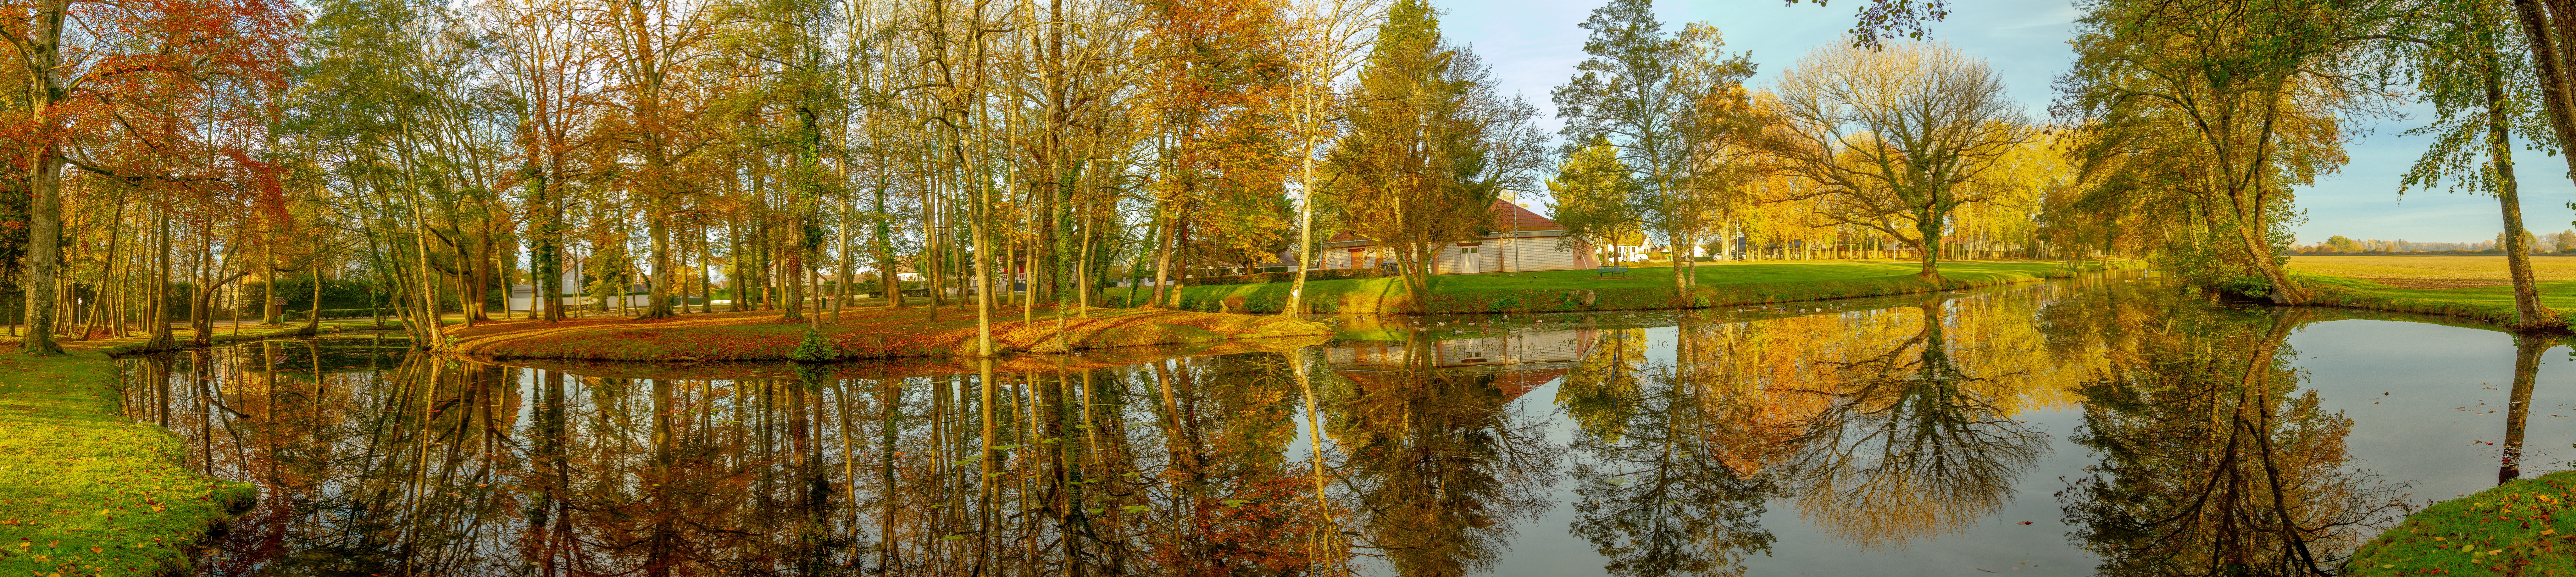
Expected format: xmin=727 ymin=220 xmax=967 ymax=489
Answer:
xmin=2294 ymin=232 xmax=2576 ymax=255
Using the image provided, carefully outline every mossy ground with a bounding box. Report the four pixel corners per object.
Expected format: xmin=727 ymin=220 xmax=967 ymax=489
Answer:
xmin=2347 ymin=471 xmax=2576 ymax=575
xmin=1108 ymin=260 xmax=2104 ymax=314
xmin=0 ymin=323 xmax=369 ymax=576
xmin=444 ymin=304 xmax=1331 ymax=362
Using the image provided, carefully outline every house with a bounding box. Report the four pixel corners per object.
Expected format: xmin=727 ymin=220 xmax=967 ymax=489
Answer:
xmin=1319 ymin=200 xmax=1603 ymax=274
xmin=506 ymin=264 xmax=653 ymax=312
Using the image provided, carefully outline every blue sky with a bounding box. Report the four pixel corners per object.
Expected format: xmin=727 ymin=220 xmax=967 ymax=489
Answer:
xmin=1430 ymin=0 xmax=2576 ymax=244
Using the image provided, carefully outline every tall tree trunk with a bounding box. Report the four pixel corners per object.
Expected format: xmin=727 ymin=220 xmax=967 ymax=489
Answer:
xmin=2509 ymin=0 xmax=2576 ymax=209
xmin=17 ymin=0 xmax=67 ymax=354
xmin=728 ymin=219 xmax=745 ymax=313
xmin=1149 ymin=209 xmax=1176 ymax=308
xmin=148 ymin=208 xmax=174 ymax=349
xmin=700 ymin=235 xmax=714 ymax=313
xmin=1915 ymin=205 xmax=1944 ymax=284
xmin=924 ymin=180 xmax=948 ymax=309
xmin=835 ymin=195 xmax=851 ymax=321
xmin=876 ymin=182 xmax=903 ymax=309
xmin=463 ymin=230 xmax=489 ymax=326
xmin=972 ymin=199 xmax=996 ymax=357
xmin=1076 ymin=202 xmax=1093 ymax=317
xmin=411 ymin=208 xmax=450 ymax=346
xmin=785 ymin=248 xmax=807 ymax=321
xmin=2225 ymin=193 xmax=2300 ymax=304
xmin=259 ymin=244 xmax=282 ymax=325
xmin=1668 ymin=230 xmax=1689 ymax=306
xmin=188 ymin=234 xmax=209 ymax=343
xmin=304 ymin=265 xmax=325 ymax=334
xmin=641 ymin=206 xmax=676 ymax=319
xmin=2482 ymin=16 xmax=2558 ymax=329
xmin=1285 ymin=153 xmax=1318 ymax=316
xmin=533 ymin=172 xmax=567 ymax=322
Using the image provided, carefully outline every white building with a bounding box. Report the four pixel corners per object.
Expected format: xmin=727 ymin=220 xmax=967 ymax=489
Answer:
xmin=505 ymin=264 xmax=652 ymax=312
xmin=1319 ymin=200 xmax=1602 ymax=274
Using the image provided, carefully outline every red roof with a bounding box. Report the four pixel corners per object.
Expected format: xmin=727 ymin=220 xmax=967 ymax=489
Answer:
xmin=1491 ymin=200 xmax=1564 ymax=231
xmin=1324 ymin=201 xmax=1563 ymax=244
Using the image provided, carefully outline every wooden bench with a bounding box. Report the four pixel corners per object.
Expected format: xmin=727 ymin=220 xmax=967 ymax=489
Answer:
xmin=1595 ymin=265 xmax=1629 ymax=278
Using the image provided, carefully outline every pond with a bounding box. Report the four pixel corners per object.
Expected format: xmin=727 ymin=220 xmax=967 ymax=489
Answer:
xmin=120 ymin=273 xmax=2576 ymax=576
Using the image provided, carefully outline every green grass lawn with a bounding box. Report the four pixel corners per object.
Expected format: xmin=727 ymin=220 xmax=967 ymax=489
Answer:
xmin=0 ymin=322 xmax=411 ymax=576
xmin=2297 ymin=273 xmax=2576 ymax=331
xmin=1109 ymin=260 xmax=2101 ymax=314
xmin=2345 ymin=470 xmax=2576 ymax=575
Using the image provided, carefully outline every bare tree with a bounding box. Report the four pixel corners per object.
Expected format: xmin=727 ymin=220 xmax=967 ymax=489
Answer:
xmin=1758 ymin=41 xmax=2033 ymax=283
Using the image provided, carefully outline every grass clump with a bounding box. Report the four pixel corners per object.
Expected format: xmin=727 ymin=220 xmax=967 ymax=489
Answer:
xmin=2346 ymin=470 xmax=2576 ymax=575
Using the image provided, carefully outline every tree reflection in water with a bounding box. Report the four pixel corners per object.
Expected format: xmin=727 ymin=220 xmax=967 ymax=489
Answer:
xmin=129 ymin=333 xmax=1580 ymax=576
xmin=117 ymin=277 xmax=2456 ymax=576
xmin=2499 ymin=334 xmax=2550 ymax=484
xmin=127 ymin=339 xmax=1379 ymax=576
xmin=1546 ymin=287 xmax=2084 ymax=573
xmin=2060 ymin=305 xmax=2412 ymax=576
xmin=1769 ymin=295 xmax=2048 ymax=552
xmin=1327 ymin=327 xmax=1564 ymax=577
xmin=1559 ymin=321 xmax=1779 ymax=577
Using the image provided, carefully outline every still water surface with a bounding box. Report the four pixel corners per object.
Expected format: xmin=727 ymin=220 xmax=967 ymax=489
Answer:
xmin=120 ymin=274 xmax=2576 ymax=576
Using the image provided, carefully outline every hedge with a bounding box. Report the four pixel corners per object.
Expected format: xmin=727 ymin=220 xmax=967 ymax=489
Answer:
xmin=284 ymin=308 xmax=397 ymax=321
xmin=1154 ymin=268 xmax=1386 ymax=287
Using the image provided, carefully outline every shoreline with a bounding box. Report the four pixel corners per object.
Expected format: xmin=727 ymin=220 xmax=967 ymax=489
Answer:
xmin=441 ymin=306 xmax=1333 ymax=362
xmin=1 ymin=307 xmax=1318 ymax=574
xmin=2345 ymin=470 xmax=2576 ymax=574
xmin=2295 ymin=274 xmax=2576 ymax=333
xmin=0 ymin=324 xmax=343 ymax=576
xmin=1113 ymin=260 xmax=2116 ymax=315
xmin=8 ymin=265 xmax=2549 ymax=575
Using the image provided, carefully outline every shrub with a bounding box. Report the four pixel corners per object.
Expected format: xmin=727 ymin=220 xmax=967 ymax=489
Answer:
xmin=2216 ymin=275 xmax=2272 ymax=299
xmin=789 ymin=328 xmax=842 ymax=362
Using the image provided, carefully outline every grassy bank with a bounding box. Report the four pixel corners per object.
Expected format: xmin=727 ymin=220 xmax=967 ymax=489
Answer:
xmin=2298 ymin=274 xmax=2576 ymax=332
xmin=2345 ymin=470 xmax=2576 ymax=575
xmin=2289 ymin=255 xmax=2576 ymax=289
xmin=444 ymin=305 xmax=1331 ymax=362
xmin=0 ymin=324 xmax=364 ymax=576
xmin=1108 ymin=260 xmax=2105 ymax=314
